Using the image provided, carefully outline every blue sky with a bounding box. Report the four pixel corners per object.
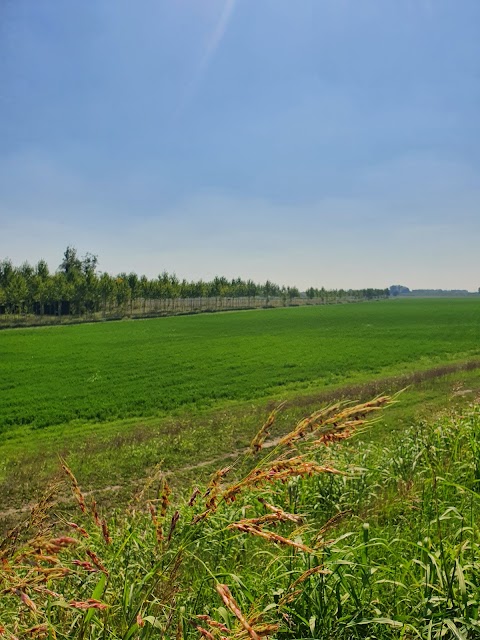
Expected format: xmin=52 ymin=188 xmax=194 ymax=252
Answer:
xmin=1 ymin=0 xmax=479 ymax=289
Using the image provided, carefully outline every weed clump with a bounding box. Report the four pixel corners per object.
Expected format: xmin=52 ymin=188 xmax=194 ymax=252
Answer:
xmin=2 ymin=395 xmax=480 ymax=639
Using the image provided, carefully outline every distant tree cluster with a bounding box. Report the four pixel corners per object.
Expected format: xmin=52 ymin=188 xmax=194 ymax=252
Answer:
xmin=389 ymin=284 xmax=475 ymax=298
xmin=306 ymin=286 xmax=388 ymax=301
xmin=0 ymin=247 xmax=389 ymax=320
xmin=389 ymin=285 xmax=411 ymax=296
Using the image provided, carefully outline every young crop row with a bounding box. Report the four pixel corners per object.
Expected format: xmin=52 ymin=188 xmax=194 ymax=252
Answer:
xmin=1 ymin=394 xmax=479 ymax=638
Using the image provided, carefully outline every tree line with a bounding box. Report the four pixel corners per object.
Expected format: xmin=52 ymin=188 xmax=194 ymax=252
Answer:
xmin=0 ymin=247 xmax=389 ymax=320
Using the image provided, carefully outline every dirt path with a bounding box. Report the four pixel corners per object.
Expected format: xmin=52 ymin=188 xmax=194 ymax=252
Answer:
xmin=0 ymin=438 xmax=284 ymax=523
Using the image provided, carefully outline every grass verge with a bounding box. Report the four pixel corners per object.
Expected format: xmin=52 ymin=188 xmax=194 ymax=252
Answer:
xmin=1 ymin=393 xmax=479 ymax=638
xmin=2 ymin=359 xmax=480 ymax=531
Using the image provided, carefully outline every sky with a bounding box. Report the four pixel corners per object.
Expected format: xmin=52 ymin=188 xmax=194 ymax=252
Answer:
xmin=1 ymin=0 xmax=479 ymax=290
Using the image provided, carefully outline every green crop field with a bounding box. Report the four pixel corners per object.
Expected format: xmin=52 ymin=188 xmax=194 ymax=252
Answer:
xmin=1 ymin=298 xmax=480 ymax=433
xmin=2 ymin=297 xmax=480 ymax=526
xmin=3 ymin=298 xmax=480 ymax=639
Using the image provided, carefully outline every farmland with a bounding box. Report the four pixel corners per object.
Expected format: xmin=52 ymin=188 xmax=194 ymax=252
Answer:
xmin=2 ymin=298 xmax=480 ymax=638
xmin=1 ymin=296 xmax=480 ymax=520
xmin=1 ymin=298 xmax=480 ymax=433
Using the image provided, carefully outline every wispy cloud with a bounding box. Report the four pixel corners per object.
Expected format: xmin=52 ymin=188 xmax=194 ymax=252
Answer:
xmin=177 ymin=0 xmax=236 ymax=114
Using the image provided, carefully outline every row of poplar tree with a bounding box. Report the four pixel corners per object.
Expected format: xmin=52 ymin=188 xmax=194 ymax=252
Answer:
xmin=0 ymin=247 xmax=389 ymax=317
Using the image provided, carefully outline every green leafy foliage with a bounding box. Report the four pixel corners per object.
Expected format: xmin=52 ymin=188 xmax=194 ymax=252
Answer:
xmin=0 ymin=250 xmax=389 ymax=324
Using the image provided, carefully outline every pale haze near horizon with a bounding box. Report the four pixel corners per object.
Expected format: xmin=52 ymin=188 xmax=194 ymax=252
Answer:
xmin=1 ymin=1 xmax=479 ymax=291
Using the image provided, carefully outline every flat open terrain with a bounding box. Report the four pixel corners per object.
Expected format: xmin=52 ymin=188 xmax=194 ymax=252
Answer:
xmin=2 ymin=298 xmax=480 ymax=526
xmin=1 ymin=298 xmax=480 ymax=433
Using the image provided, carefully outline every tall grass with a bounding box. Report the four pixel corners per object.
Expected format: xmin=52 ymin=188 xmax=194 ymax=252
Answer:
xmin=1 ymin=396 xmax=479 ymax=638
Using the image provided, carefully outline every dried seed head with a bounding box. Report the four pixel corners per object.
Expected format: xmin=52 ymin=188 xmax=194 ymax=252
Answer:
xmin=71 ymin=560 xmax=98 ymax=572
xmin=196 ymin=626 xmax=216 ymax=640
xmin=160 ymin=482 xmax=171 ymax=518
xmin=196 ymin=615 xmax=230 ymax=633
xmin=16 ymin=590 xmax=37 ymax=612
xmin=61 ymin=463 xmax=86 ymax=513
xmin=66 ymin=522 xmax=89 ymax=538
xmin=101 ymin=519 xmax=112 ymax=545
xmin=167 ymin=510 xmax=180 ymax=543
xmin=216 ymin=584 xmax=261 ymax=640
xmin=227 ymin=523 xmax=314 ymax=554
xmin=91 ymin=500 xmax=101 ymax=528
xmin=250 ymin=402 xmax=286 ymax=453
xmin=187 ymin=487 xmax=201 ymax=507
xmin=69 ymin=599 xmax=107 ymax=610
xmin=148 ymin=501 xmax=158 ymax=525
xmin=23 ymin=624 xmax=50 ymax=638
xmin=86 ymin=550 xmax=109 ymax=575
